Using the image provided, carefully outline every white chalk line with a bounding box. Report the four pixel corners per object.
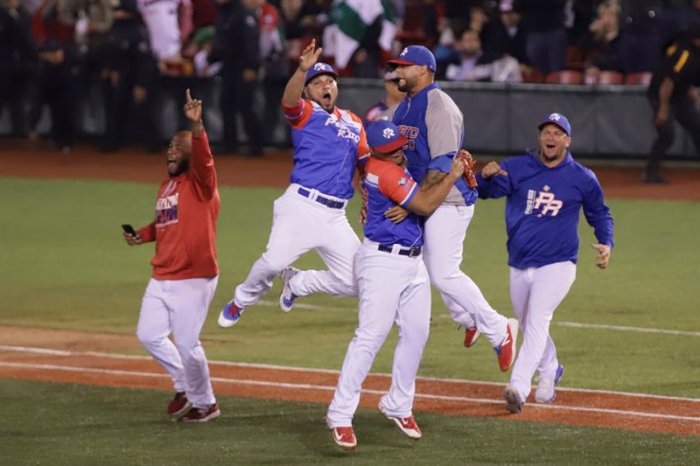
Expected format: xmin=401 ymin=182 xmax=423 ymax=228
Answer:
xmin=1 ymin=360 xmax=698 ymax=424
xmin=257 ymin=300 xmax=700 ymax=337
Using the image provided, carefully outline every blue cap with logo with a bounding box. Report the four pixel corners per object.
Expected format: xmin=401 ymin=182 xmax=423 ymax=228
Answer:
xmin=388 ymin=45 xmax=437 ymax=72
xmin=366 ymin=120 xmax=409 ymax=154
xmin=304 ymin=62 xmax=338 ymax=86
xmin=538 ymin=112 xmax=571 ymax=136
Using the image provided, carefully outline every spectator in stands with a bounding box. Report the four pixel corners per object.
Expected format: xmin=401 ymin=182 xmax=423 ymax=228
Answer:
xmin=445 ymin=28 xmax=522 ymax=83
xmin=57 ymin=0 xmax=113 ymax=49
xmin=481 ymin=1 xmax=530 ymax=75
xmin=189 ymin=26 xmax=220 ymax=77
xmin=515 ymin=0 xmax=568 ymax=75
xmin=644 ymin=21 xmax=700 ymax=183
xmin=362 ymin=69 xmax=405 ymax=126
xmin=210 ymin=0 xmax=263 ymax=156
xmin=582 ymin=0 xmax=624 ymax=84
xmin=27 ymin=37 xmax=75 ymax=152
xmin=137 ymin=0 xmax=193 ymax=73
xmin=99 ymin=0 xmax=159 ymax=152
xmin=0 ymin=0 xmax=35 ymax=137
xmin=617 ymin=0 xmax=663 ymax=74
xmin=260 ymin=0 xmax=289 ymax=147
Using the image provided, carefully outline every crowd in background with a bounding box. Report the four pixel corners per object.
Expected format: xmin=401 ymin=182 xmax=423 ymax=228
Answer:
xmin=2 ymin=0 xmax=700 ymax=153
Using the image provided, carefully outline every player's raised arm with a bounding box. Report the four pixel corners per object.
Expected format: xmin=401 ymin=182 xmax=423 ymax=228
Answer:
xmin=184 ymin=89 xmax=217 ymax=199
xmin=282 ymin=39 xmax=322 ymax=107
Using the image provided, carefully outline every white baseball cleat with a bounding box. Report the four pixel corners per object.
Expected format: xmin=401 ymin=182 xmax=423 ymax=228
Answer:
xmin=218 ymin=300 xmax=245 ymax=328
xmin=279 ymin=267 xmax=300 ymax=312
xmin=535 ymin=364 xmax=565 ymax=403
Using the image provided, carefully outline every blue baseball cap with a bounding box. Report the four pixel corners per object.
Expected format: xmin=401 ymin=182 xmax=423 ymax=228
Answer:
xmin=304 ymin=62 xmax=338 ymax=86
xmin=388 ymin=45 xmax=437 ymax=72
xmin=538 ymin=112 xmax=571 ymax=136
xmin=366 ymin=120 xmax=409 ymax=154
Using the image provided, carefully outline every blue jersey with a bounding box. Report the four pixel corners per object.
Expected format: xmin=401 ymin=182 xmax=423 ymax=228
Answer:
xmin=391 ymin=83 xmax=476 ymax=206
xmin=283 ymin=99 xmax=370 ymax=199
xmin=363 ymin=157 xmax=423 ymax=247
xmin=476 ymin=152 xmax=614 ymax=269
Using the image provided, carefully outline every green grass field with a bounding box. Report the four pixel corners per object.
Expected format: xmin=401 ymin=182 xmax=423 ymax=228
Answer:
xmin=1 ymin=177 xmax=699 ymax=464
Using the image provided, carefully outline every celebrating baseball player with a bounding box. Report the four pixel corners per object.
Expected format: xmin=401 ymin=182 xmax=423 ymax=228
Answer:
xmin=326 ymin=120 xmax=466 ymax=450
xmin=217 ymin=39 xmax=369 ymax=327
xmin=123 ymin=89 xmax=221 ymax=423
xmin=387 ymin=45 xmax=518 ymax=371
xmin=475 ymin=113 xmax=614 ymax=413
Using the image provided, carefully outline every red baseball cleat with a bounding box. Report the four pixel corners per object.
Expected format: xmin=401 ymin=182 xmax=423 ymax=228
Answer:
xmin=463 ymin=325 xmax=480 ymax=348
xmin=330 ymin=426 xmax=357 ymax=449
xmin=495 ymin=318 xmax=518 ymax=372
xmin=180 ymin=403 xmax=221 ymax=423
xmin=167 ymin=391 xmax=191 ymax=420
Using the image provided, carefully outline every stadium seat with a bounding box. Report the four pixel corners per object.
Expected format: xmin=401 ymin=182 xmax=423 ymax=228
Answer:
xmin=521 ymin=68 xmax=545 ymax=83
xmin=545 ymin=70 xmax=584 ymax=85
xmin=624 ymin=72 xmax=652 ymax=86
xmin=564 ymin=45 xmax=587 ymax=71
xmin=596 ymin=71 xmax=624 ymax=85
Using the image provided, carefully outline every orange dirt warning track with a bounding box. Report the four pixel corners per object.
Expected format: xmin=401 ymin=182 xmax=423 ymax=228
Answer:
xmin=1 ymin=328 xmax=699 ymax=437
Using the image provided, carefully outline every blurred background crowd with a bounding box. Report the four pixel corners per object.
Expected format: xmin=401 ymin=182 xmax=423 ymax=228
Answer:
xmin=2 ymin=0 xmax=700 ymax=154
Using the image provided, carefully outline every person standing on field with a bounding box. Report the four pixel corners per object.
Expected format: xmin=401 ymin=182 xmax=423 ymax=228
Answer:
xmin=326 ymin=120 xmax=467 ymax=450
xmin=475 ymin=112 xmax=614 ymax=414
xmin=124 ymin=89 xmax=221 ymax=423
xmin=388 ymin=45 xmax=518 ymax=371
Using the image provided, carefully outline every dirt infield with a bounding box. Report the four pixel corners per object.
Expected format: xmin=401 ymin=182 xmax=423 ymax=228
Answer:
xmin=1 ymin=326 xmax=699 ymax=437
xmin=1 ymin=142 xmax=699 ymax=437
xmin=1 ymin=141 xmax=699 ymax=200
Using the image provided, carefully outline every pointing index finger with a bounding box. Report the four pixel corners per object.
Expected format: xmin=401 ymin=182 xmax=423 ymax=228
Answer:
xmin=186 ymin=88 xmax=192 ymax=103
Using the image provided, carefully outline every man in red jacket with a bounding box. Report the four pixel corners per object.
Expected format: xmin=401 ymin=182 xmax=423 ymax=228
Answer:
xmin=123 ymin=89 xmax=221 ymax=423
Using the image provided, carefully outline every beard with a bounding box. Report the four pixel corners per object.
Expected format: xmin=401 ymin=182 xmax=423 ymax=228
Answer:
xmin=168 ymin=158 xmax=190 ymax=177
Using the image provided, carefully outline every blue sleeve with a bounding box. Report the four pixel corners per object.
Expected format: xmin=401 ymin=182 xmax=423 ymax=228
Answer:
xmin=476 ymin=159 xmax=513 ymax=199
xmin=428 ymin=155 xmax=477 ymax=206
xmin=582 ymin=172 xmax=615 ymax=247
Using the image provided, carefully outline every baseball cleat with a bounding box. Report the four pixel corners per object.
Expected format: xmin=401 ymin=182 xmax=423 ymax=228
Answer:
xmin=504 ymin=384 xmax=524 ymax=414
xmin=535 ymin=364 xmax=565 ymax=404
xmin=495 ymin=318 xmax=518 ymax=372
xmin=330 ymin=426 xmax=357 ymax=450
xmin=180 ymin=403 xmax=221 ymax=423
xmin=279 ymin=267 xmax=300 ymax=312
xmin=218 ymin=300 xmax=245 ymax=328
xmin=463 ymin=325 xmax=480 ymax=348
xmin=167 ymin=391 xmax=191 ymax=420
xmin=378 ymin=401 xmax=422 ymax=439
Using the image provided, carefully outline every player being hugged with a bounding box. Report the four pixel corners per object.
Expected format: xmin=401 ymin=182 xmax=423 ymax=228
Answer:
xmin=218 ymin=39 xmax=369 ymax=327
xmin=475 ymin=113 xmax=614 ymax=414
xmin=123 ymin=89 xmax=221 ymax=423
xmin=326 ymin=120 xmax=465 ymax=450
xmin=387 ymin=45 xmax=518 ymax=371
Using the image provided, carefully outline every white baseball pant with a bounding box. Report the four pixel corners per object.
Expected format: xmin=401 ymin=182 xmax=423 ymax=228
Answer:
xmin=326 ymin=240 xmax=431 ymax=427
xmin=233 ymin=184 xmax=360 ymax=308
xmin=508 ymin=261 xmax=576 ymax=401
xmin=136 ymin=276 xmax=218 ymax=408
xmin=423 ymin=204 xmax=509 ymax=346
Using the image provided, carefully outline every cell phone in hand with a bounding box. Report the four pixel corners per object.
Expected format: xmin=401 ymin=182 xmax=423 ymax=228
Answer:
xmin=121 ymin=224 xmax=137 ymax=236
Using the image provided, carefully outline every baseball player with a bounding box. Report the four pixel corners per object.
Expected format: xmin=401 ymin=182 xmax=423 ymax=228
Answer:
xmin=387 ymin=45 xmax=518 ymax=371
xmin=124 ymin=89 xmax=221 ymax=422
xmin=362 ymin=69 xmax=405 ymax=127
xmin=475 ymin=113 xmax=614 ymax=413
xmin=326 ymin=120 xmax=466 ymax=450
xmin=218 ymin=39 xmax=369 ymax=327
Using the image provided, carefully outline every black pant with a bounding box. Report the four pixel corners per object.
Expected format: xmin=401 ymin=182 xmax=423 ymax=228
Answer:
xmin=101 ymin=76 xmax=158 ymax=151
xmin=220 ymin=67 xmax=262 ymax=153
xmin=648 ymin=96 xmax=700 ymax=174
xmin=27 ymin=70 xmax=73 ymax=149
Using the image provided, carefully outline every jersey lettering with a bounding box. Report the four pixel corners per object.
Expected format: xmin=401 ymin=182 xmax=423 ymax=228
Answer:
xmin=528 ymin=188 xmax=563 ymax=217
xmin=323 ymin=113 xmax=361 ymax=143
xmin=398 ymin=124 xmax=419 ymax=151
xmin=156 ymin=192 xmax=179 ymax=226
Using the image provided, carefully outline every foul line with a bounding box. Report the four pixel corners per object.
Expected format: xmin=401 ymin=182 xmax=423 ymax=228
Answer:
xmin=258 ymin=300 xmax=700 ymax=337
xmin=2 ymin=345 xmax=700 ymax=404
xmin=1 ymin=361 xmax=699 ymax=424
